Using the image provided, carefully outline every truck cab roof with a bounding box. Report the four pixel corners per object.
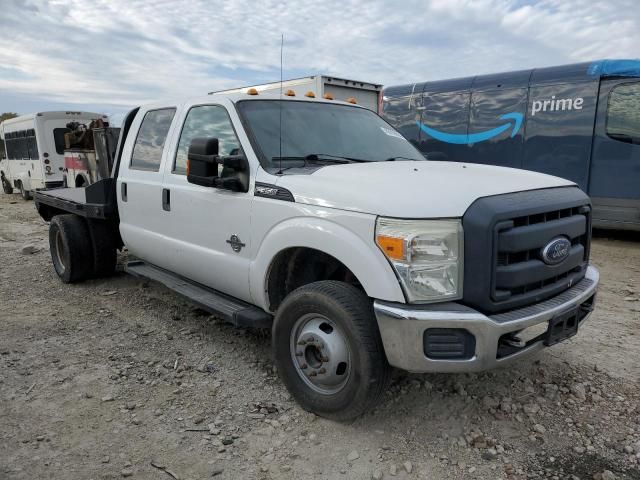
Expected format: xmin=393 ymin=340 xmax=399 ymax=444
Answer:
xmin=138 ymin=91 xmax=366 ymax=111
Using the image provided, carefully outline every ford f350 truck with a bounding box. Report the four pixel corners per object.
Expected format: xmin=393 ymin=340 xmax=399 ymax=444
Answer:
xmin=34 ymin=89 xmax=599 ymax=420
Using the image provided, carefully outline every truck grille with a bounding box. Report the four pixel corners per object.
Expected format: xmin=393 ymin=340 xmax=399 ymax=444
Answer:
xmin=462 ymin=187 xmax=592 ymax=314
xmin=493 ymin=206 xmax=590 ymax=303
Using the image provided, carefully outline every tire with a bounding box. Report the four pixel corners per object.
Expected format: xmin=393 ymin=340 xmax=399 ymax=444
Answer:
xmin=1 ymin=175 xmax=13 ymax=194
xmin=19 ymin=183 xmax=32 ymax=200
xmin=49 ymin=214 xmax=94 ymax=283
xmin=272 ymin=281 xmax=391 ymax=421
xmin=87 ymin=219 xmax=118 ymax=278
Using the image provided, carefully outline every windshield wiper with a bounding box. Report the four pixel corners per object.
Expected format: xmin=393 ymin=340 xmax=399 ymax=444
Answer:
xmin=271 ymin=154 xmax=367 ymax=168
xmin=384 ymin=156 xmax=423 ymax=162
xmin=305 ymin=153 xmax=368 ymax=163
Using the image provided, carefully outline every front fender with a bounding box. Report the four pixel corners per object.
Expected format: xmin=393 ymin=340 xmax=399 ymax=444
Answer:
xmin=249 ymin=216 xmax=405 ymax=311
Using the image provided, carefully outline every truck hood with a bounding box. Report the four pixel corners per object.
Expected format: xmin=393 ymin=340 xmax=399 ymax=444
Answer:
xmin=275 ymin=161 xmax=575 ymax=218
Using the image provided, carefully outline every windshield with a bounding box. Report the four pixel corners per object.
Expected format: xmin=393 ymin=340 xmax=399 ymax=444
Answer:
xmin=236 ymin=100 xmax=424 ymax=169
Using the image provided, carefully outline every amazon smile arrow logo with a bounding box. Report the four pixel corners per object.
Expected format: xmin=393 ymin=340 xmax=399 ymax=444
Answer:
xmin=416 ymin=112 xmax=523 ymax=145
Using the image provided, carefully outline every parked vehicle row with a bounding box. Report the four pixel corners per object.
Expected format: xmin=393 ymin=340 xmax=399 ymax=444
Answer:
xmin=0 ymin=111 xmax=108 ymax=199
xmin=33 ymin=90 xmax=599 ymax=420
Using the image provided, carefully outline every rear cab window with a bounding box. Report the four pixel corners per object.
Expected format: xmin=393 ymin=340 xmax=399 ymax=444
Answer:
xmin=130 ymin=108 xmax=176 ymax=171
xmin=606 ymin=82 xmax=640 ymax=145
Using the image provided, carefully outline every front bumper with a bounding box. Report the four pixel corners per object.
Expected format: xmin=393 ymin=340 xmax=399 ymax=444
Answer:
xmin=374 ymin=265 xmax=599 ymax=373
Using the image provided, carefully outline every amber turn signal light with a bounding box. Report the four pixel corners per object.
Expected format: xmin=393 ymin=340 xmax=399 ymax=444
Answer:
xmin=376 ymin=235 xmax=405 ymax=261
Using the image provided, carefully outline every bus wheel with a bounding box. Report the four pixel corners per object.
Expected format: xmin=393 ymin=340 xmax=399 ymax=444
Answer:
xmin=1 ymin=175 xmax=13 ymax=194
xmin=49 ymin=214 xmax=94 ymax=283
xmin=18 ymin=183 xmax=32 ymax=200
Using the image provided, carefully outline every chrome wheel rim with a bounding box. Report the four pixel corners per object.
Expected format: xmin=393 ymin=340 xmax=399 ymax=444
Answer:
xmin=289 ymin=313 xmax=351 ymax=395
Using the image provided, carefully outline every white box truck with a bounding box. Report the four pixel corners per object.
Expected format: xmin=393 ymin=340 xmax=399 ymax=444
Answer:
xmin=211 ymin=75 xmax=383 ymax=112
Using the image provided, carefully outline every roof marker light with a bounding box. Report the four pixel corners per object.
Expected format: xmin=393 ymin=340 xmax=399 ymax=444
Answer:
xmin=284 ymin=89 xmax=295 ymax=96
xmin=305 ymin=91 xmax=316 ymax=98
xmin=247 ymin=88 xmax=259 ymax=95
xmin=323 ymin=93 xmax=334 ymax=100
xmin=346 ymin=97 xmax=357 ymax=104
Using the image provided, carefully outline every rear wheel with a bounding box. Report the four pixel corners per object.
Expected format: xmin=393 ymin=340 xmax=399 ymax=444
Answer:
xmin=49 ymin=214 xmax=94 ymax=283
xmin=19 ymin=182 xmax=32 ymax=200
xmin=272 ymin=281 xmax=391 ymax=421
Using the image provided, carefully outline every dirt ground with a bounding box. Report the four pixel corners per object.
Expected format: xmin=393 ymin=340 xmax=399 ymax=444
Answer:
xmin=1 ymin=192 xmax=639 ymax=480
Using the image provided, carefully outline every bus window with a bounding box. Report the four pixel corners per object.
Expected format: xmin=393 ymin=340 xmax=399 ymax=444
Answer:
xmin=606 ymin=82 xmax=640 ymax=145
xmin=53 ymin=128 xmax=70 ymax=154
xmin=28 ymin=135 xmax=39 ymax=159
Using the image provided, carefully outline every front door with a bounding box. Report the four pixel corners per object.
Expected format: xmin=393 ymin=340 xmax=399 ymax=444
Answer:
xmin=589 ymin=79 xmax=640 ymax=226
xmin=160 ymin=102 xmax=254 ymax=303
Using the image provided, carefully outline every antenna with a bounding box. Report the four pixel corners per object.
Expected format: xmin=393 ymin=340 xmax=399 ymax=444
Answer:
xmin=278 ymin=33 xmax=284 ymax=175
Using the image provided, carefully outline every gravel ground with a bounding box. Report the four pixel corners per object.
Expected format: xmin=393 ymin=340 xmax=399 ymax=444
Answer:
xmin=1 ymin=192 xmax=639 ymax=480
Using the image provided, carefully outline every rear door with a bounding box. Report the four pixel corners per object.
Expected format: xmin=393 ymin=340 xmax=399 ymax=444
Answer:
xmin=117 ymin=106 xmax=179 ymax=268
xmin=588 ymin=79 xmax=640 ymax=225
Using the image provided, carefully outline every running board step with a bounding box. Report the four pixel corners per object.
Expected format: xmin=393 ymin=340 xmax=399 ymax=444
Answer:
xmin=126 ymin=261 xmax=272 ymax=328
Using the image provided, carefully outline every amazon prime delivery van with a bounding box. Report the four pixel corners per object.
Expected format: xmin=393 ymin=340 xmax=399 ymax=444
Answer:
xmin=382 ymin=59 xmax=640 ymax=231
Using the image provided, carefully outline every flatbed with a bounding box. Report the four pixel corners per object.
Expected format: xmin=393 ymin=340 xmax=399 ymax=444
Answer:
xmin=34 ymin=178 xmax=117 ymax=221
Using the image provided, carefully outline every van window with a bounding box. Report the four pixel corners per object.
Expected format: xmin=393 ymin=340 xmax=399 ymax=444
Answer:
xmin=606 ymin=82 xmax=640 ymax=145
xmin=173 ymin=105 xmax=240 ymax=175
xmin=131 ymin=108 xmax=176 ymax=171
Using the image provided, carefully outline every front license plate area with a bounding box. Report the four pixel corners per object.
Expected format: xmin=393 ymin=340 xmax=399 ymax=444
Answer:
xmin=544 ymin=306 xmax=579 ymax=346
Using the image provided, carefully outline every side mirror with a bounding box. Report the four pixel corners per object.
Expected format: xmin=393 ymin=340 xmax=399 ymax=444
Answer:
xmin=186 ymin=137 xmax=249 ymax=192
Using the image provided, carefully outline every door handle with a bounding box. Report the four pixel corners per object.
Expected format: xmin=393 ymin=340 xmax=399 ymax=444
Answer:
xmin=162 ymin=188 xmax=170 ymax=211
xmin=121 ymin=182 xmax=127 ymax=202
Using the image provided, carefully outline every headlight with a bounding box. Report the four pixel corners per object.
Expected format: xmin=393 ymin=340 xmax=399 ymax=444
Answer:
xmin=376 ymin=218 xmax=463 ymax=303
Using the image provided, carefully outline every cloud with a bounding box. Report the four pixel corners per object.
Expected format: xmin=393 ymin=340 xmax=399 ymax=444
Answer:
xmin=0 ymin=0 xmax=638 ymax=117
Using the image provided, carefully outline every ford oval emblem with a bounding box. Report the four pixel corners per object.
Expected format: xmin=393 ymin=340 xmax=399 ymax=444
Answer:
xmin=541 ymin=236 xmax=571 ymax=265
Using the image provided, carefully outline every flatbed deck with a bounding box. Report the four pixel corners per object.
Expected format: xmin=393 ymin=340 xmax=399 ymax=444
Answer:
xmin=34 ymin=178 xmax=117 ymax=221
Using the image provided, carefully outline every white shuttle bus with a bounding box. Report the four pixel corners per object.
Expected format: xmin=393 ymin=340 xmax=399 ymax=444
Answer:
xmin=0 ymin=111 xmax=107 ymax=199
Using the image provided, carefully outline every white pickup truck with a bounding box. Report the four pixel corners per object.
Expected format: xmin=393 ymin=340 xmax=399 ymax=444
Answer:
xmin=34 ymin=90 xmax=599 ymax=420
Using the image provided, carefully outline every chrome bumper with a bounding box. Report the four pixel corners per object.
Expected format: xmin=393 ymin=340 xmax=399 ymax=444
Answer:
xmin=374 ymin=266 xmax=599 ymax=373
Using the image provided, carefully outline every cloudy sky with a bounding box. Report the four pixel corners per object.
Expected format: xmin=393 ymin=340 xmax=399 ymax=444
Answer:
xmin=1 ymin=0 xmax=638 ymax=124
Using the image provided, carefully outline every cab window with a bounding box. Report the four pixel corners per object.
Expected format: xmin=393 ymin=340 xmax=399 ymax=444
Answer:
xmin=606 ymin=82 xmax=640 ymax=145
xmin=130 ymin=108 xmax=176 ymax=171
xmin=173 ymin=105 xmax=240 ymax=175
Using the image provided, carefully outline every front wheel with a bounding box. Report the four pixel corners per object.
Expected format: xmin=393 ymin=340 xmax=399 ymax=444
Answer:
xmin=272 ymin=281 xmax=391 ymax=421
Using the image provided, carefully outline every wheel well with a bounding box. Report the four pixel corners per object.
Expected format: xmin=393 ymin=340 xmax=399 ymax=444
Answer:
xmin=75 ymin=175 xmax=87 ymax=187
xmin=266 ymin=247 xmax=363 ymax=312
